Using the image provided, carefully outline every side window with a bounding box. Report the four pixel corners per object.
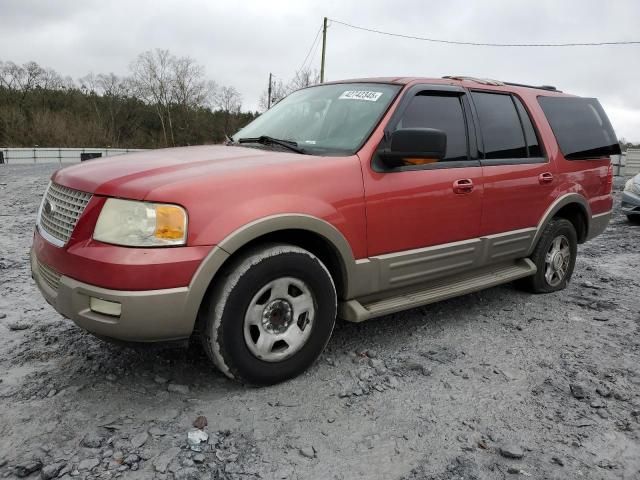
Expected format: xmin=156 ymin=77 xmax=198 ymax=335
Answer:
xmin=472 ymin=92 xmax=527 ymax=159
xmin=396 ymin=94 xmax=468 ymax=161
xmin=513 ymin=96 xmax=542 ymax=157
xmin=538 ymin=96 xmax=621 ymax=160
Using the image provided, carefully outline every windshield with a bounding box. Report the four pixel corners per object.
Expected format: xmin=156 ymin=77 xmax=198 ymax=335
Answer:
xmin=233 ymin=83 xmax=401 ymax=155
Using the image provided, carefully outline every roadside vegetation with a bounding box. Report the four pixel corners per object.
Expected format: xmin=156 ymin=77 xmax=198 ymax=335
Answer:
xmin=0 ymin=50 xmax=258 ymax=149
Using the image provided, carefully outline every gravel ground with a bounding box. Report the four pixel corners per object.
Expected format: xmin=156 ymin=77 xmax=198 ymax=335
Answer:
xmin=1 ymin=163 xmax=639 ymax=480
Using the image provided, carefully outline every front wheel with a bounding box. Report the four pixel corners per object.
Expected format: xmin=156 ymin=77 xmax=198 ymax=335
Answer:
xmin=199 ymin=244 xmax=337 ymax=385
xmin=518 ymin=218 xmax=577 ymax=293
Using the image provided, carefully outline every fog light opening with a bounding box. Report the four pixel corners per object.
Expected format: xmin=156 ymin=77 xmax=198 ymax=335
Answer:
xmin=90 ymin=297 xmax=122 ymax=317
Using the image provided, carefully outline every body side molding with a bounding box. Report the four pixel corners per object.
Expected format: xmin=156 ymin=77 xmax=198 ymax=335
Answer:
xmin=349 ymin=228 xmax=536 ymax=299
xmin=340 ymin=258 xmax=537 ymax=322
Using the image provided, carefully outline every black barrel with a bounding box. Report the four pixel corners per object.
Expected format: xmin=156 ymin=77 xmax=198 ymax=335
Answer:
xmin=80 ymin=152 xmax=102 ymax=161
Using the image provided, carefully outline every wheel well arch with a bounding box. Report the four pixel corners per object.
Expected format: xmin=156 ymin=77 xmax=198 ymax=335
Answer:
xmin=528 ymin=194 xmax=591 ymax=255
xmin=223 ymin=228 xmax=348 ymax=299
xmin=552 ymin=203 xmax=589 ymax=243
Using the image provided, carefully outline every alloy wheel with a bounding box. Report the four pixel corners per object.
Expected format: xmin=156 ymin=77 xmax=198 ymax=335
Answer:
xmin=544 ymin=235 xmax=570 ymax=287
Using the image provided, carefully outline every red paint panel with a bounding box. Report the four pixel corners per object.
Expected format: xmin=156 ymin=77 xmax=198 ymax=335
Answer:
xmin=33 ymin=229 xmax=212 ymax=291
xmin=480 ymin=162 xmax=556 ymax=234
xmin=361 ymin=166 xmax=483 ymax=255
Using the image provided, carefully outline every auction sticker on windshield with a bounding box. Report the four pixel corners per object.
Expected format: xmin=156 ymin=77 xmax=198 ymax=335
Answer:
xmin=339 ymin=90 xmax=383 ymax=101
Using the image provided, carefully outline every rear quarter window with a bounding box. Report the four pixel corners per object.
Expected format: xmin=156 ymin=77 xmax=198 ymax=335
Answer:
xmin=538 ymin=96 xmax=621 ymax=160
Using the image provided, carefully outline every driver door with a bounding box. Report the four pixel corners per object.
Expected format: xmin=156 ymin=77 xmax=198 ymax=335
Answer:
xmin=360 ymin=85 xmax=484 ymax=288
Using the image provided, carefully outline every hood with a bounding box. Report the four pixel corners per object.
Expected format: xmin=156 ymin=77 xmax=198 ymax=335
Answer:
xmin=53 ymin=145 xmax=315 ymax=200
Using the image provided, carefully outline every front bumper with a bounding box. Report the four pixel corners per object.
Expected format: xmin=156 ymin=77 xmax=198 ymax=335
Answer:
xmin=31 ymin=251 xmax=193 ymax=341
xmin=621 ymin=190 xmax=640 ymax=216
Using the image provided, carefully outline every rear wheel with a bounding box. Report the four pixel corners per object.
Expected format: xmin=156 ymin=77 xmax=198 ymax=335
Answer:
xmin=199 ymin=244 xmax=337 ymax=385
xmin=627 ymin=214 xmax=640 ymax=225
xmin=518 ymin=218 xmax=577 ymax=293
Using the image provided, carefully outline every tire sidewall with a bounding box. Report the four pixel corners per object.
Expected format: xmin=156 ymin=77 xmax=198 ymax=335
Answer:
xmin=216 ymin=248 xmax=336 ymax=385
xmin=534 ymin=219 xmax=578 ymax=292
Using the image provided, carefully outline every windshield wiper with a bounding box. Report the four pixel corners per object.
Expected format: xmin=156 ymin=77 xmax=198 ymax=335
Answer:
xmin=237 ymin=135 xmax=306 ymax=154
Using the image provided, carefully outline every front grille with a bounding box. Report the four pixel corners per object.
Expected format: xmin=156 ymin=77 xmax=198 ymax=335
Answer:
xmin=38 ymin=182 xmax=92 ymax=245
xmin=37 ymin=259 xmax=61 ymax=292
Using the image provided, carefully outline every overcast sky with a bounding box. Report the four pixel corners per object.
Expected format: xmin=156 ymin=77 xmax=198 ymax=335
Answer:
xmin=1 ymin=0 xmax=639 ymax=141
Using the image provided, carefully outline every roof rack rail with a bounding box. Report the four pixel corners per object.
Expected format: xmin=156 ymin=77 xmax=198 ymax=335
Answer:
xmin=503 ymin=81 xmax=560 ymax=92
xmin=443 ymin=76 xmax=561 ymax=92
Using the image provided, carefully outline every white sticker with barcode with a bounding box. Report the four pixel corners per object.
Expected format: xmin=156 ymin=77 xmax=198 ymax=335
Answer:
xmin=338 ymin=90 xmax=383 ymax=102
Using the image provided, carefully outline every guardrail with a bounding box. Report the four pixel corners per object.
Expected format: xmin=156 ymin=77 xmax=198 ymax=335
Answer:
xmin=1 ymin=147 xmax=635 ymax=175
xmin=625 ymin=149 xmax=640 ymax=176
xmin=0 ymin=147 xmax=146 ymax=165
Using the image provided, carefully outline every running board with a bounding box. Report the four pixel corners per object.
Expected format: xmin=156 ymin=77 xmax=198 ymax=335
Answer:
xmin=339 ymin=258 xmax=536 ymax=323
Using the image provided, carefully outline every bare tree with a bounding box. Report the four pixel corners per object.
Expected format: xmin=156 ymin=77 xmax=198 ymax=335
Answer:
xmin=214 ymin=85 xmax=242 ymax=135
xmin=215 ymin=85 xmax=242 ymax=113
xmin=258 ymin=78 xmax=287 ymax=110
xmin=289 ymin=68 xmax=320 ymax=91
xmin=96 ymin=73 xmax=134 ymax=145
xmin=79 ymin=72 xmax=103 ymax=124
xmin=129 ymin=49 xmax=218 ymax=146
xmin=41 ymin=68 xmax=65 ymax=90
xmin=0 ymin=62 xmax=21 ymax=90
xmin=171 ymin=56 xmax=213 ymax=109
xmin=130 ymin=49 xmax=175 ymax=146
xmin=257 ymin=68 xmax=320 ymax=112
xmin=0 ymin=61 xmax=48 ymax=104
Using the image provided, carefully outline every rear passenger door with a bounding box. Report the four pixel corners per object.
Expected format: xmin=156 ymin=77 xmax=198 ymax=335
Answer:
xmin=470 ymin=91 xmax=556 ymax=244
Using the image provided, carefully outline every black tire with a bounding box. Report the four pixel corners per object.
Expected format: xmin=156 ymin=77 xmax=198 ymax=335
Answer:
xmin=518 ymin=218 xmax=577 ymax=293
xmin=199 ymin=244 xmax=337 ymax=385
xmin=627 ymin=214 xmax=640 ymax=225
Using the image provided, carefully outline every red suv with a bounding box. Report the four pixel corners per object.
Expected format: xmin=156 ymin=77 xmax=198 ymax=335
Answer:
xmin=31 ymin=76 xmax=620 ymax=384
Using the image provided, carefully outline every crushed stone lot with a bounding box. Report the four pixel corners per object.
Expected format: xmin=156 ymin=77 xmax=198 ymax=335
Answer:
xmin=1 ymin=163 xmax=639 ymax=480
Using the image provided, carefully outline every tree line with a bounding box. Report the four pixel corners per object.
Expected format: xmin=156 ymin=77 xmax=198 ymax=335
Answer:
xmin=0 ymin=49 xmax=256 ymax=148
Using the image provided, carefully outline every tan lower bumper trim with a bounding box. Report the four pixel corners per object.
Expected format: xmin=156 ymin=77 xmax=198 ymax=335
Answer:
xmin=31 ymin=252 xmax=193 ymax=342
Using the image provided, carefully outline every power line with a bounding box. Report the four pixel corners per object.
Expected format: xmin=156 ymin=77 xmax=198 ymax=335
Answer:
xmin=329 ymin=18 xmax=640 ymax=47
xmin=308 ymin=29 xmax=323 ymax=69
xmin=296 ymin=24 xmax=323 ymax=75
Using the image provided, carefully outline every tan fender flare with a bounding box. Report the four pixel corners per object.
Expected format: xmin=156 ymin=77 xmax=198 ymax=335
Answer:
xmin=527 ymin=193 xmax=591 ymax=255
xmin=183 ymin=214 xmax=358 ymax=330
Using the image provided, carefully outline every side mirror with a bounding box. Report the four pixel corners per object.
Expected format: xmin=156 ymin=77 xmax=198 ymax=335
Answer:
xmin=380 ymin=128 xmax=447 ymax=168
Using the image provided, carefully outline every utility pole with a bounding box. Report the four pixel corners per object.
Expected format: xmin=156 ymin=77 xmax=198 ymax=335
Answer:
xmin=320 ymin=17 xmax=327 ymax=83
xmin=267 ymin=72 xmax=273 ymax=109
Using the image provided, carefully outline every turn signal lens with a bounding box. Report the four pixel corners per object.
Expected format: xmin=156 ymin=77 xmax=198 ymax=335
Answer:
xmin=155 ymin=205 xmax=186 ymax=240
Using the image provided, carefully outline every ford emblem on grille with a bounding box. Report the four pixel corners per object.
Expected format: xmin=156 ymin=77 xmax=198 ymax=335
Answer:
xmin=43 ymin=199 xmax=57 ymax=216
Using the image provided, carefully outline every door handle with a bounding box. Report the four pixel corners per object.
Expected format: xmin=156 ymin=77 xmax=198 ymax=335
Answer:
xmin=538 ymin=172 xmax=554 ymax=185
xmin=453 ymin=179 xmax=474 ymax=194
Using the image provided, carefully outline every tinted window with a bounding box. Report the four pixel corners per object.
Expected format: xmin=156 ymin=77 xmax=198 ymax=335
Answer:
xmin=513 ymin=96 xmax=542 ymax=157
xmin=396 ymin=94 xmax=468 ymax=161
xmin=472 ymin=92 xmax=527 ymax=159
xmin=538 ymin=96 xmax=621 ymax=160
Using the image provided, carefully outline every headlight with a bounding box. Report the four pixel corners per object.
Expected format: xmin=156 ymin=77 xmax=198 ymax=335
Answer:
xmin=94 ymin=198 xmax=187 ymax=247
xmin=625 ymin=179 xmax=640 ymax=195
